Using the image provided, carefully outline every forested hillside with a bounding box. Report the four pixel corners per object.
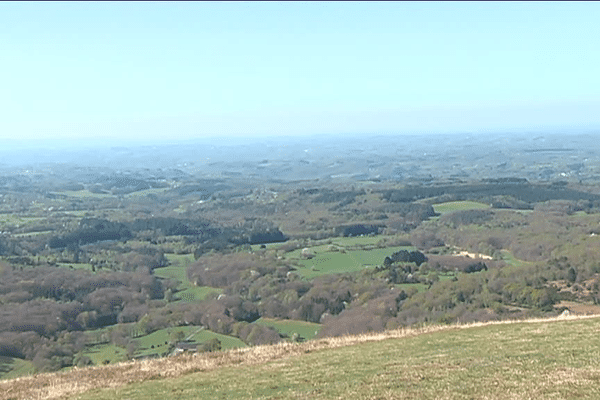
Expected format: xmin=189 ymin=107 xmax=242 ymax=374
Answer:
xmin=2 ymin=133 xmax=600 ymax=379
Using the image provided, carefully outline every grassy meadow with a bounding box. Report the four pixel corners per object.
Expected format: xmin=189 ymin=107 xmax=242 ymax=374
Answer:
xmin=134 ymin=327 xmax=247 ymax=358
xmin=0 ymin=357 xmax=34 ymax=381
xmin=255 ymin=318 xmax=322 ymax=341
xmin=157 ymin=254 xmax=222 ymax=301
xmin=3 ymin=315 xmax=600 ymax=400
xmin=53 ymin=190 xmax=114 ymax=199
xmin=83 ymin=344 xmax=128 ymax=366
xmin=432 ymin=200 xmax=491 ymax=215
xmin=286 ymin=244 xmax=414 ymax=279
xmin=79 ymin=325 xmax=248 ymax=366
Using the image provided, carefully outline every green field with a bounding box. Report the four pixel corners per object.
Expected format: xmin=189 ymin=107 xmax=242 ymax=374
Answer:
xmin=65 ymin=316 xmax=600 ymax=400
xmin=0 ymin=356 xmax=35 ymax=380
xmin=395 ymin=282 xmax=428 ymax=293
xmin=62 ymin=210 xmax=91 ymax=217
xmin=124 ymin=188 xmax=169 ymax=198
xmin=432 ymin=200 xmax=491 ymax=214
xmin=393 ymin=271 xmax=459 ymax=294
xmin=162 ymin=243 xmax=416 ymax=296
xmin=157 ymin=254 xmax=222 ymax=301
xmin=288 ymin=245 xmax=414 ymax=279
xmin=54 ymin=190 xmax=114 ymax=199
xmin=255 ymin=318 xmax=322 ymax=341
xmin=81 ymin=325 xmax=247 ymax=365
xmin=134 ymin=326 xmax=247 ymax=358
xmin=499 ymin=249 xmax=533 ymax=268
xmin=0 ymin=215 xmax=45 ymax=228
xmin=158 ymin=254 xmax=195 ymax=279
xmin=174 ymin=286 xmax=222 ymax=302
xmin=12 ymin=230 xmax=54 ymax=237
xmin=328 ymin=236 xmax=385 ymax=247
xmin=82 ymin=343 xmax=128 ymax=366
xmin=252 ymin=236 xmax=392 ymax=253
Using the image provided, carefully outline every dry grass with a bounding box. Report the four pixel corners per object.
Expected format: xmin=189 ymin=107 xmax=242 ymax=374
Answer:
xmin=1 ymin=314 xmax=598 ymax=400
xmin=555 ymin=300 xmax=600 ymax=315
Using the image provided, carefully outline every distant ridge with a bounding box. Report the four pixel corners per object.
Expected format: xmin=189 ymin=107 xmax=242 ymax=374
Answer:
xmin=523 ymin=148 xmax=575 ymax=152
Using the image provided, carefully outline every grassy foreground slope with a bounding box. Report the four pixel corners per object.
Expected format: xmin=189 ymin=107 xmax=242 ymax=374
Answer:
xmin=3 ymin=315 xmax=600 ymax=400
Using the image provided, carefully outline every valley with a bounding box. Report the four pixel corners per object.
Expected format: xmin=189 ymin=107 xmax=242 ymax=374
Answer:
xmin=1 ymin=133 xmax=600 ymax=386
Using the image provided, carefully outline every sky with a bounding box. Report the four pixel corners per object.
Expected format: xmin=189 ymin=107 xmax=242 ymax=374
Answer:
xmin=1 ymin=1 xmax=599 ymax=143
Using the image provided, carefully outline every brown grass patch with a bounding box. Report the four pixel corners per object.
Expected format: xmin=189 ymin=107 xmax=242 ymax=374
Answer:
xmin=556 ymin=301 xmax=600 ymax=315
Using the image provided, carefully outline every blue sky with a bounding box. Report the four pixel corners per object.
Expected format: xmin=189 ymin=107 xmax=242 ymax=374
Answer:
xmin=1 ymin=1 xmax=599 ymax=143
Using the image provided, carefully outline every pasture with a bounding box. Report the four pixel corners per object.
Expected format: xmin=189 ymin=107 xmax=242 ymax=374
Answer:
xmin=53 ymin=190 xmax=114 ymax=199
xmin=81 ymin=325 xmax=247 ymax=366
xmin=432 ymin=200 xmax=491 ymax=214
xmin=134 ymin=326 xmax=247 ymax=358
xmin=124 ymin=188 xmax=169 ymax=199
xmin=82 ymin=343 xmax=128 ymax=366
xmin=287 ymin=245 xmax=415 ymax=279
xmin=0 ymin=357 xmax=34 ymax=380
xmin=157 ymin=254 xmax=222 ymax=301
xmin=0 ymin=215 xmax=44 ymax=229
xmin=255 ymin=318 xmax=322 ymax=341
xmin=499 ymin=249 xmax=532 ymax=268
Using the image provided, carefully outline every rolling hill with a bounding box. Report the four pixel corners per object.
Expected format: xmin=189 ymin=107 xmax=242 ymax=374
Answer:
xmin=2 ymin=314 xmax=600 ymax=400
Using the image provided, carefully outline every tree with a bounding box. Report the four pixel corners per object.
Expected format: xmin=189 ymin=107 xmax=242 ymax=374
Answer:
xmin=170 ymin=330 xmax=185 ymax=344
xmin=74 ymin=352 xmax=93 ymax=367
xmin=383 ymin=257 xmax=392 ymax=268
xmin=567 ymin=267 xmax=577 ymax=283
xmin=126 ymin=340 xmax=138 ymax=359
xmin=199 ymin=338 xmax=221 ymax=352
